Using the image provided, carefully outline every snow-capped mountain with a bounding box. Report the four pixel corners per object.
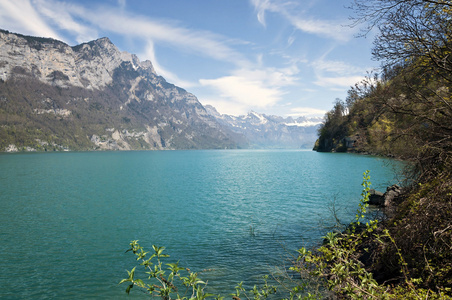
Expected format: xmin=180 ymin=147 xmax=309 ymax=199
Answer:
xmin=205 ymin=105 xmax=323 ymax=149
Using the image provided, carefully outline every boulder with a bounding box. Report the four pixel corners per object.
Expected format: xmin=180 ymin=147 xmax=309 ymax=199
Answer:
xmin=368 ymin=189 xmax=385 ymax=206
xmin=384 ymin=184 xmax=402 ymax=207
xmin=367 ymin=184 xmax=403 ymax=208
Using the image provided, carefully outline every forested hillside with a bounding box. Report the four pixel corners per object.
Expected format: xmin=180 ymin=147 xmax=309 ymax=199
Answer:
xmin=311 ymin=0 xmax=452 ymax=298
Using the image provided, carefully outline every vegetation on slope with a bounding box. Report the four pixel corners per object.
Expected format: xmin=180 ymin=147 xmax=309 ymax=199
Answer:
xmin=312 ymin=0 xmax=452 ymax=297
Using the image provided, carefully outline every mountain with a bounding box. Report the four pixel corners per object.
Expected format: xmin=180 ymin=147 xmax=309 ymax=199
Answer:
xmin=205 ymin=105 xmax=322 ymax=149
xmin=0 ymin=29 xmax=240 ymax=151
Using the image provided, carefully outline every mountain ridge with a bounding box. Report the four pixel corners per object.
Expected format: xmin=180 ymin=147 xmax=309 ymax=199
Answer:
xmin=205 ymin=105 xmax=322 ymax=149
xmin=0 ymin=29 xmax=243 ymax=151
xmin=0 ymin=29 xmax=320 ymax=151
xmin=0 ymin=29 xmax=156 ymax=90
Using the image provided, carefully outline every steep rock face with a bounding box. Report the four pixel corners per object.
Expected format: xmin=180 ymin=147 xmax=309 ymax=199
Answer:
xmin=205 ymin=105 xmax=322 ymax=149
xmin=0 ymin=29 xmax=238 ymax=151
xmin=0 ymin=30 xmax=155 ymax=89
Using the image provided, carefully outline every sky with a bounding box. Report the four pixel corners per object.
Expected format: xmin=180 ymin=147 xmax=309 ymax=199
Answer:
xmin=0 ymin=0 xmax=379 ymax=117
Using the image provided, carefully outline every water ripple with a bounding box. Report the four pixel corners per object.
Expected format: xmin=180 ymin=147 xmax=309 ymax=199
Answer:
xmin=0 ymin=150 xmax=404 ymax=298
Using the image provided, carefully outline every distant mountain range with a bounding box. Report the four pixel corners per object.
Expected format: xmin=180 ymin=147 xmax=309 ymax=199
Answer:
xmin=206 ymin=106 xmax=322 ymax=149
xmin=0 ymin=29 xmax=322 ymax=151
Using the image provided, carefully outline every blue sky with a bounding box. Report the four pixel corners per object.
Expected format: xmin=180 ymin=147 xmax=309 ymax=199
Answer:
xmin=0 ymin=0 xmax=378 ymax=117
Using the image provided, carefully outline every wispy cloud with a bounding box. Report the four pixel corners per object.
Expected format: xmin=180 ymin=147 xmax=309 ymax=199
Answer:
xmin=199 ymin=62 xmax=300 ymax=115
xmin=287 ymin=107 xmax=327 ymax=117
xmin=200 ymin=75 xmax=283 ymax=110
xmin=32 ymin=0 xmax=251 ymax=67
xmin=249 ymin=0 xmax=354 ymax=42
xmin=117 ymin=0 xmax=126 ymax=10
xmin=0 ymin=0 xmax=63 ymax=40
xmin=286 ymin=16 xmax=352 ymax=42
xmin=33 ymin=0 xmax=98 ymax=43
xmin=250 ymin=0 xmax=272 ymax=27
xmin=2 ymin=0 xmax=251 ymax=68
xmin=311 ymin=58 xmax=367 ymax=89
xmin=234 ymin=65 xmax=299 ymax=88
xmin=312 ymin=59 xmax=364 ymax=75
xmin=141 ymin=42 xmax=196 ymax=88
xmin=313 ymin=75 xmax=364 ymax=89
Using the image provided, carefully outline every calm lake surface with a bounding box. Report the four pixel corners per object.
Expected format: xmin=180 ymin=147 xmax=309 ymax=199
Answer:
xmin=0 ymin=150 xmax=403 ymax=299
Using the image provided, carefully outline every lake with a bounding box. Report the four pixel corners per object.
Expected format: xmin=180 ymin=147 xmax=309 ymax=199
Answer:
xmin=0 ymin=150 xmax=403 ymax=299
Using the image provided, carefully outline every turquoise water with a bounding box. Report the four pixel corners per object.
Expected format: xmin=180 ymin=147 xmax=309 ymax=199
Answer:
xmin=0 ymin=150 xmax=403 ymax=299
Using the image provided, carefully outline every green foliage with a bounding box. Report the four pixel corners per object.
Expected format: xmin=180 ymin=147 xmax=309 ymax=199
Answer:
xmin=380 ymin=174 xmax=452 ymax=293
xmin=291 ymin=171 xmax=384 ymax=299
xmin=312 ymin=9 xmax=452 ymax=290
xmin=231 ymin=277 xmax=278 ymax=300
xmin=356 ymin=170 xmax=371 ymax=225
xmin=120 ymin=241 xmax=284 ymax=300
xmin=315 ymin=99 xmax=348 ymax=152
xmin=120 ymin=240 xmax=215 ymax=300
xmin=290 ymin=171 xmax=452 ymax=299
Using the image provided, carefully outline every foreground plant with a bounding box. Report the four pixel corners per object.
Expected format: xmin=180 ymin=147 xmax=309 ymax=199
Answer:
xmin=290 ymin=171 xmax=383 ymax=298
xmin=291 ymin=170 xmax=452 ymax=299
xmin=120 ymin=240 xmax=281 ymax=299
xmin=119 ymin=240 xmax=216 ymax=299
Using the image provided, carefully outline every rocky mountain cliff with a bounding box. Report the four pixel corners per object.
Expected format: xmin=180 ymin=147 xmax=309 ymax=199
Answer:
xmin=205 ymin=105 xmax=322 ymax=149
xmin=0 ymin=29 xmax=240 ymax=151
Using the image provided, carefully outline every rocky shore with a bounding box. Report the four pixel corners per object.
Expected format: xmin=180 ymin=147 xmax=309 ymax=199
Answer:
xmin=368 ymin=184 xmax=404 ymax=217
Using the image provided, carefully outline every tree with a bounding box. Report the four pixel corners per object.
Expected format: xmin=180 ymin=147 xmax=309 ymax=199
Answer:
xmin=350 ymin=0 xmax=452 ymax=77
xmin=316 ymin=99 xmax=348 ymax=152
xmin=348 ymin=0 xmax=452 ymax=179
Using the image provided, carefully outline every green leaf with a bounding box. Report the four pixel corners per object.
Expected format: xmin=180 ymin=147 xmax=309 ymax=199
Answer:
xmin=128 ymin=266 xmax=136 ymax=280
xmin=134 ymin=278 xmax=145 ymax=288
xmin=125 ymin=284 xmax=133 ymax=294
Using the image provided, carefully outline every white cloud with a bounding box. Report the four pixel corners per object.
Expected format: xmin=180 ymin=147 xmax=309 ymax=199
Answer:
xmin=287 ymin=35 xmax=295 ymax=47
xmin=59 ymin=3 xmax=251 ymax=67
xmin=198 ymin=63 xmax=300 ymax=115
xmin=314 ymin=75 xmax=364 ymax=88
xmin=6 ymin=0 xmax=250 ymax=68
xmin=250 ymin=0 xmax=272 ymax=27
xmin=0 ymin=0 xmax=63 ymax=40
xmin=286 ymin=15 xmax=353 ymax=42
xmin=140 ymin=42 xmax=196 ymax=88
xmin=310 ymin=58 xmax=367 ymax=89
xmin=200 ymin=75 xmax=282 ymax=110
xmin=233 ymin=65 xmax=299 ymax=87
xmin=311 ymin=59 xmax=365 ymax=75
xmin=249 ymin=0 xmax=354 ymax=42
xmin=287 ymin=107 xmax=327 ymax=117
xmin=33 ymin=0 xmax=98 ymax=43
